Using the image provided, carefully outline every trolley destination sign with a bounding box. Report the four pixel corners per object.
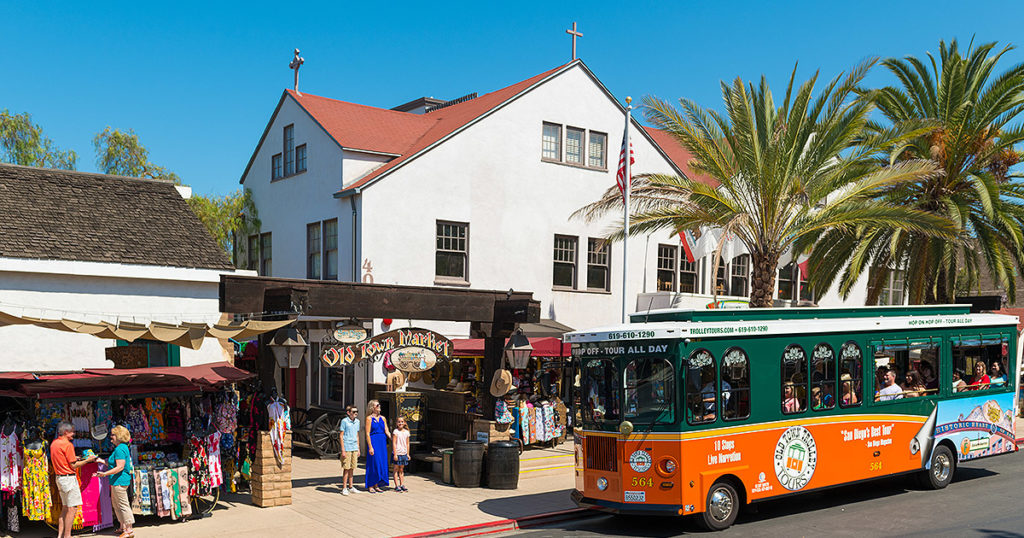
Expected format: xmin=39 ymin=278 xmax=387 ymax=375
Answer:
xmin=320 ymin=328 xmax=453 ymax=368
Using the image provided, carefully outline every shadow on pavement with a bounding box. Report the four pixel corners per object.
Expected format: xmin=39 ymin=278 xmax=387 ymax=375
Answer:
xmin=974 ymin=531 xmax=1024 ymax=538
xmin=475 ymin=488 xmax=578 ymax=520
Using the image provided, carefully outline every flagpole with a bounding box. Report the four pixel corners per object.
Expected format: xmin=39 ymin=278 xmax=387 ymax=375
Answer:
xmin=622 ymin=97 xmax=632 ymax=324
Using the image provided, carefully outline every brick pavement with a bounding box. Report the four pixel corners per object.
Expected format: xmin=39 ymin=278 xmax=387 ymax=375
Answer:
xmin=11 ymin=450 xmax=577 ymax=538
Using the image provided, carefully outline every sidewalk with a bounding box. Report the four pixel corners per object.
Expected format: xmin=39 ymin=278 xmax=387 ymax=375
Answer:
xmin=9 ymin=446 xmax=578 ymax=538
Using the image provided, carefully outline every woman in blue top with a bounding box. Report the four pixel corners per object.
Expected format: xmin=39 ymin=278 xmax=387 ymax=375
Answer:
xmin=364 ymin=399 xmax=391 ymax=492
xmin=96 ymin=425 xmax=134 ymax=538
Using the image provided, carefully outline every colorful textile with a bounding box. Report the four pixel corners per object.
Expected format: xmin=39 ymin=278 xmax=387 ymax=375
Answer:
xmin=21 ymin=447 xmax=50 ymax=520
xmin=169 ymin=469 xmax=182 ymax=519
xmin=37 ymin=402 xmax=67 ymax=436
xmin=94 ymin=464 xmax=113 ymax=530
xmin=125 ymin=404 xmax=150 ymax=444
xmin=93 ymin=400 xmax=113 ymax=452
xmin=187 ymin=437 xmax=211 ymax=497
xmin=0 ymin=431 xmax=22 ymax=492
xmin=145 ymin=398 xmax=166 ymax=443
xmin=78 ymin=462 xmax=102 ymax=526
xmin=215 ymin=400 xmax=237 ymax=434
xmin=206 ymin=432 xmax=223 ymax=488
xmin=138 ymin=470 xmax=153 ymax=516
xmin=175 ymin=467 xmax=192 ymax=517
xmin=164 ymin=402 xmax=185 ymax=444
xmin=267 ymin=401 xmax=290 ymax=466
xmin=495 ymin=399 xmax=514 ymax=424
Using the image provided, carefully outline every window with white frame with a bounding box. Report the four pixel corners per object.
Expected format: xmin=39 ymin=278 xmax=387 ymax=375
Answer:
xmin=586 ymin=238 xmax=610 ymax=291
xmin=553 ymin=235 xmax=578 ymax=288
xmin=657 ymin=245 xmax=676 ymax=292
xmin=680 ymin=258 xmax=700 ymax=293
xmin=566 ymin=127 xmax=585 ymax=164
xmin=715 ymin=257 xmax=729 ymax=296
xmin=730 ymin=254 xmax=750 ymax=297
xmin=873 ymin=267 xmax=906 ymax=305
xmin=324 ymin=219 xmax=338 ymax=280
xmin=307 ymin=222 xmax=321 ymax=279
xmin=588 ymin=132 xmax=607 ymax=168
xmin=542 ymin=123 xmax=562 ymax=160
xmin=436 ymin=221 xmax=468 ymax=280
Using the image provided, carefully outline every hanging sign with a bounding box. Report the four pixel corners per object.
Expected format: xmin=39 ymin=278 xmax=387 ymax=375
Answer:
xmin=320 ymin=328 xmax=452 ymax=369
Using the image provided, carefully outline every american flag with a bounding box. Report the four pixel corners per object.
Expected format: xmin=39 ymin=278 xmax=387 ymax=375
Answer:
xmin=615 ymin=120 xmax=634 ymax=203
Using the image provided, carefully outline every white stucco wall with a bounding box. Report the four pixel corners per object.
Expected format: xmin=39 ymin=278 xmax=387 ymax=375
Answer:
xmin=0 ymin=259 xmax=239 ymax=371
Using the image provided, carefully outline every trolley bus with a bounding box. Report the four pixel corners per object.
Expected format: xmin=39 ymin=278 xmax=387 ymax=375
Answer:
xmin=566 ymin=305 xmax=1021 ymax=530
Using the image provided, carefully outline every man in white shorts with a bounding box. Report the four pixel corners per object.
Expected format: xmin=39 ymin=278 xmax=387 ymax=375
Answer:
xmin=51 ymin=421 xmax=96 ymax=538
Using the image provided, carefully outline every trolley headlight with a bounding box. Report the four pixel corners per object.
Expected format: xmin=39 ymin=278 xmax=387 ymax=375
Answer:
xmin=596 ymin=477 xmax=609 ymax=491
xmin=656 ymin=457 xmax=678 ymax=477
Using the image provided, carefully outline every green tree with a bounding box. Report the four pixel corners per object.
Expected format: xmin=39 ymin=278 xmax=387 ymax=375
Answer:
xmin=0 ymin=110 xmax=77 ymax=169
xmin=811 ymin=39 xmax=1024 ymax=304
xmin=574 ymin=61 xmax=953 ymax=307
xmin=93 ymin=127 xmax=180 ymax=183
xmin=187 ymin=189 xmax=261 ymax=268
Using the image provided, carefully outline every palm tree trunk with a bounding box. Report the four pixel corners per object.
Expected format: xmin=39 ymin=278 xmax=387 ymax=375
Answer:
xmin=750 ymin=252 xmax=780 ymax=308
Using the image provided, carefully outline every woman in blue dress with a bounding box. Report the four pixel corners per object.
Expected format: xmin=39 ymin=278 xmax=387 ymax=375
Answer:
xmin=364 ymin=399 xmax=391 ymax=492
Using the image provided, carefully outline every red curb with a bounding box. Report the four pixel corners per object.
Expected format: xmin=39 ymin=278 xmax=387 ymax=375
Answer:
xmin=395 ymin=508 xmax=589 ymax=538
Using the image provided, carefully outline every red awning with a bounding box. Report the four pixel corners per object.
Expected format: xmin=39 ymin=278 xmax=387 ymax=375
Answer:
xmin=0 ymin=362 xmax=254 ymax=399
xmin=452 ymin=337 xmax=569 ymax=357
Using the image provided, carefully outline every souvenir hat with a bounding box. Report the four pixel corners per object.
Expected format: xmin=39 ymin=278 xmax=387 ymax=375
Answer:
xmin=91 ymin=423 xmax=109 ymax=441
xmin=490 ymin=369 xmax=514 ymax=397
xmin=386 ymin=370 xmax=406 ymax=390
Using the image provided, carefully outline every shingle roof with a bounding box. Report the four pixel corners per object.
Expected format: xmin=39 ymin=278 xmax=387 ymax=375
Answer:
xmin=641 ymin=127 xmax=718 ymax=187
xmin=0 ymin=164 xmax=234 ymax=270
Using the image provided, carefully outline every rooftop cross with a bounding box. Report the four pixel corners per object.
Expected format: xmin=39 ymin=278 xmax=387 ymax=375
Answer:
xmin=289 ymin=49 xmax=305 ymax=95
xmin=565 ymin=22 xmax=582 ymax=61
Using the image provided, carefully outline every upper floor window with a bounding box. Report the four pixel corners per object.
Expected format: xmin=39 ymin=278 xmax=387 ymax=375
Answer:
xmin=586 ymin=238 xmax=610 ymax=291
xmin=260 ymin=232 xmax=273 ymax=276
xmin=272 ymin=154 xmax=283 ymax=180
xmin=566 ymin=127 xmax=585 ymax=164
xmin=284 ymin=124 xmax=295 ymax=176
xmin=680 ymin=258 xmax=699 ymax=294
xmin=247 ymin=234 xmax=259 ymax=271
xmin=715 ymin=257 xmax=729 ymax=296
xmin=588 ymin=132 xmax=607 ymax=168
xmin=436 ymin=221 xmax=468 ymax=281
xmin=307 ymin=223 xmax=321 ymax=279
xmin=871 ymin=267 xmax=906 ymax=305
xmin=657 ymin=245 xmax=676 ymax=291
xmin=778 ymin=262 xmax=796 ymax=301
xmin=324 ymin=219 xmax=338 ymax=280
xmin=542 ymin=123 xmax=562 ymax=160
xmin=730 ymin=254 xmax=750 ymax=297
xmin=296 ymin=144 xmax=307 ymax=173
xmin=553 ymin=235 xmax=578 ymax=288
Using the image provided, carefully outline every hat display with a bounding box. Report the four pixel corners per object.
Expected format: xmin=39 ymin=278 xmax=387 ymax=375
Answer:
xmin=386 ymin=370 xmax=406 ymax=390
xmin=91 ymin=423 xmax=109 ymax=441
xmin=490 ymin=369 xmax=514 ymax=397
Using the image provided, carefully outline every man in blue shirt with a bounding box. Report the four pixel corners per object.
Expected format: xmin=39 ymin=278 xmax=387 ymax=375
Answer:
xmin=339 ymin=405 xmax=361 ymax=495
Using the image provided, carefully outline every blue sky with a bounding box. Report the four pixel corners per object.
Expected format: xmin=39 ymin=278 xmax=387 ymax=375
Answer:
xmin=3 ymin=0 xmax=1024 ymax=195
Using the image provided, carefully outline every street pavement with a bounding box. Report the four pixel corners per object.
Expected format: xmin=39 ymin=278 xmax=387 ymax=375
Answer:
xmin=510 ymin=451 xmax=1024 ymax=537
xmin=7 ymin=446 xmax=576 ymax=538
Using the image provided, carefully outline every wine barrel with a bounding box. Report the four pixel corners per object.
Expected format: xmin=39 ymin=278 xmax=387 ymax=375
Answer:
xmin=486 ymin=441 xmax=520 ymax=489
xmin=452 ymin=440 xmax=485 ymax=488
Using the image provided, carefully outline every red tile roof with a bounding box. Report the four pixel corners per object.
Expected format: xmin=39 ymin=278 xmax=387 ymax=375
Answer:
xmin=642 ymin=127 xmax=718 ymax=186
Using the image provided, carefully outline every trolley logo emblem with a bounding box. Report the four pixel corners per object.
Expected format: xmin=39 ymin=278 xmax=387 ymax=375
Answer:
xmin=628 ymin=450 xmax=652 ymax=473
xmin=773 ymin=426 xmax=817 ymax=491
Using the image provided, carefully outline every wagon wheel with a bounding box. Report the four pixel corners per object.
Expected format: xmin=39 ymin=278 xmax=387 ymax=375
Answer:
xmin=290 ymin=407 xmax=310 ymax=430
xmin=311 ymin=412 xmax=343 ymax=458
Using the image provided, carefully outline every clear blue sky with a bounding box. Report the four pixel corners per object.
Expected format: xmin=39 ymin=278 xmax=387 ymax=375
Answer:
xmin=3 ymin=0 xmax=1023 ymax=196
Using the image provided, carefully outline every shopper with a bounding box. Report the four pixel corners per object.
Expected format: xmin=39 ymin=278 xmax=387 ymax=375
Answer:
xmin=392 ymin=416 xmax=411 ymax=492
xmin=364 ymin=399 xmax=391 ymax=493
xmin=51 ymin=421 xmax=97 ymax=538
xmin=338 ymin=405 xmax=361 ymax=495
xmin=96 ymin=425 xmax=134 ymax=538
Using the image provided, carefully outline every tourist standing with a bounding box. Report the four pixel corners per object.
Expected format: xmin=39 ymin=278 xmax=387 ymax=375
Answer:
xmin=392 ymin=416 xmax=411 ymax=492
xmin=51 ymin=421 xmax=97 ymax=538
xmin=338 ymin=405 xmax=361 ymax=495
xmin=364 ymin=400 xmax=391 ymax=493
xmin=96 ymin=425 xmax=134 ymax=538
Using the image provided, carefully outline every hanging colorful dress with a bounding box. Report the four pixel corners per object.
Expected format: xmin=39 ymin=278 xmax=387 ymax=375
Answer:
xmin=0 ymin=430 xmax=22 ymax=493
xmin=187 ymin=436 xmax=212 ymax=497
xmin=21 ymin=446 xmax=51 ymax=521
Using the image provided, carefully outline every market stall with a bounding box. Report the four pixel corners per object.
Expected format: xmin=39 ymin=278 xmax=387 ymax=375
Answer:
xmin=0 ymin=363 xmax=258 ymax=533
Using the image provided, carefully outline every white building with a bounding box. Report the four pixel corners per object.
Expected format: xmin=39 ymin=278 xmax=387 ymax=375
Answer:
xmin=238 ymin=60 xmax=878 ymax=407
xmin=0 ymin=164 xmax=247 ymax=371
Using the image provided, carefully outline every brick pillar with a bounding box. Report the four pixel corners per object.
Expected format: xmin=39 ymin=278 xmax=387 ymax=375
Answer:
xmin=251 ymin=431 xmax=292 ymax=507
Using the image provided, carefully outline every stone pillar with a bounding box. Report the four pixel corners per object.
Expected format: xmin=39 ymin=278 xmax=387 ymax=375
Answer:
xmin=251 ymin=431 xmax=292 ymax=507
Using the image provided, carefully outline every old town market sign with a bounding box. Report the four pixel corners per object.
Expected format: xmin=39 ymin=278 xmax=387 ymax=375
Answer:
xmin=320 ymin=328 xmax=452 ymax=371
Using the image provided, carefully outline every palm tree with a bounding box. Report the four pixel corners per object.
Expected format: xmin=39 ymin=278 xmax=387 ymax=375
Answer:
xmin=810 ymin=40 xmax=1024 ymax=304
xmin=574 ymin=60 xmax=953 ymax=307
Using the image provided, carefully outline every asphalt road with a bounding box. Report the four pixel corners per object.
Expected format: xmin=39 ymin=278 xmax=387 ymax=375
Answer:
xmin=513 ymin=452 xmax=1024 ymax=537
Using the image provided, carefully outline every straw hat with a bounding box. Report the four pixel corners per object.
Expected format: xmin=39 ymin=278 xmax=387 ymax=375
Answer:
xmin=386 ymin=370 xmax=406 ymax=390
xmin=490 ymin=369 xmax=514 ymax=397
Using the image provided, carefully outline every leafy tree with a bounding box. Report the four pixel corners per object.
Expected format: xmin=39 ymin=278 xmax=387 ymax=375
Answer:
xmin=93 ymin=127 xmax=180 ymax=183
xmin=811 ymin=39 xmax=1024 ymax=304
xmin=574 ymin=60 xmax=953 ymax=307
xmin=187 ymin=189 xmax=261 ymax=268
xmin=0 ymin=109 xmax=77 ymax=169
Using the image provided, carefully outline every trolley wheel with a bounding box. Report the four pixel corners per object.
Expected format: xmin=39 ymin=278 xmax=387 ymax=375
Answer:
xmin=919 ymin=444 xmax=955 ymax=489
xmin=311 ymin=412 xmax=343 ymax=458
xmin=191 ymin=486 xmax=221 ymax=516
xmin=698 ymin=480 xmax=739 ymax=531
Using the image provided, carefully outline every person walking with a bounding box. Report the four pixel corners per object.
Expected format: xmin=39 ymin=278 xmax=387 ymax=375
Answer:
xmin=364 ymin=399 xmax=391 ymax=493
xmin=51 ymin=421 xmax=97 ymax=538
xmin=338 ymin=405 xmax=361 ymax=495
xmin=392 ymin=416 xmax=411 ymax=492
xmin=96 ymin=426 xmax=134 ymax=538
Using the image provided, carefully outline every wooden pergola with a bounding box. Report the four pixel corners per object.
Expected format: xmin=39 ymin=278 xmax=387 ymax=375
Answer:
xmin=219 ymin=275 xmax=541 ymax=419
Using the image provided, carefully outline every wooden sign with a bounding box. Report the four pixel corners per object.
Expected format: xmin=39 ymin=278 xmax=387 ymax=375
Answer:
xmin=105 ymin=346 xmax=148 ymax=369
xmin=320 ymin=328 xmax=452 ymax=369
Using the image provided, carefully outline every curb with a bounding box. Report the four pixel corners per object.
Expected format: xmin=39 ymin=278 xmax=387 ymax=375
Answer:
xmin=395 ymin=508 xmax=590 ymax=538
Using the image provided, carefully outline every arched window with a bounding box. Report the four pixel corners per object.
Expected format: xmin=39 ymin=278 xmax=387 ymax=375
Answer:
xmin=839 ymin=341 xmax=862 ymax=408
xmin=811 ymin=343 xmax=836 ymax=410
xmin=781 ymin=344 xmax=807 ymax=414
xmin=721 ymin=347 xmax=750 ymax=421
xmin=685 ymin=349 xmax=717 ymax=424
xmin=624 ymin=358 xmax=675 ymax=423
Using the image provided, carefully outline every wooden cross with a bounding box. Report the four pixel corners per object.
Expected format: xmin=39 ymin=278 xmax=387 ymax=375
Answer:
xmin=289 ymin=49 xmax=305 ymax=95
xmin=565 ymin=22 xmax=582 ymax=60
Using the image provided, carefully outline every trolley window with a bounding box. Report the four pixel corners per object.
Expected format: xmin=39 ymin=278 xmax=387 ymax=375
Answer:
xmin=721 ymin=347 xmax=750 ymax=421
xmin=839 ymin=341 xmax=862 ymax=407
xmin=685 ymin=349 xmax=717 ymax=425
xmin=811 ymin=343 xmax=836 ymax=411
xmin=782 ymin=345 xmax=807 ymax=414
xmin=624 ymin=358 xmax=675 ymax=424
xmin=952 ymin=335 xmax=1009 ymax=392
xmin=582 ymin=359 xmax=620 ymax=423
